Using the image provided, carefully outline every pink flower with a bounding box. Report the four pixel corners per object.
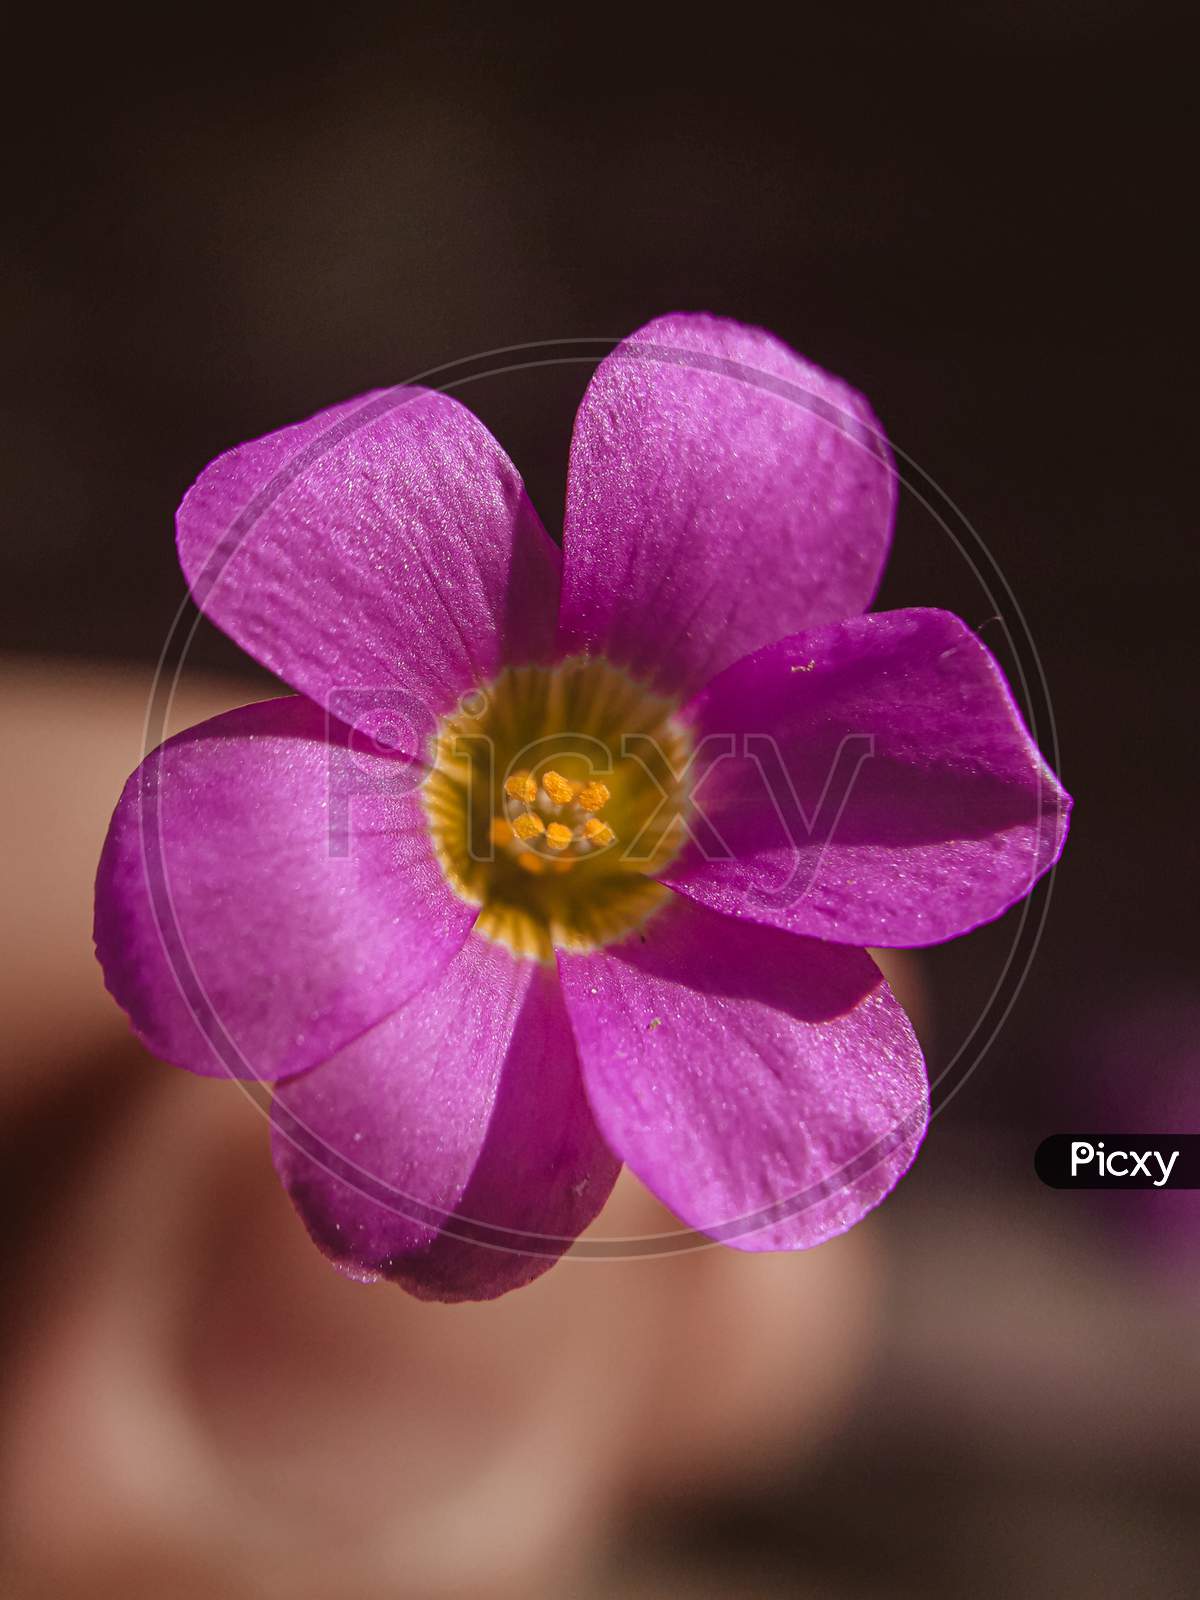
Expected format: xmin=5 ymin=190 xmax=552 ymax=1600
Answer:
xmin=94 ymin=313 xmax=1070 ymax=1300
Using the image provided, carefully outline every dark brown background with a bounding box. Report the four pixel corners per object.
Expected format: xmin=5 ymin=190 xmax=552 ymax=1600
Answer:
xmin=7 ymin=1 xmax=1193 ymax=1110
xmin=3 ymin=4 xmax=1197 ymax=1592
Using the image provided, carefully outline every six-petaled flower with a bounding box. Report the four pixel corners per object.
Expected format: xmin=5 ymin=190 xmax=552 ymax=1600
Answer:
xmin=94 ymin=313 xmax=1070 ymax=1301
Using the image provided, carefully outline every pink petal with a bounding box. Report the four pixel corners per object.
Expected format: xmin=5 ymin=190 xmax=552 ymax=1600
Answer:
xmin=558 ymin=312 xmax=894 ymax=699
xmin=94 ymin=695 xmax=474 ymax=1080
xmin=177 ymin=388 xmax=560 ymax=736
xmin=271 ymin=941 xmax=619 ymax=1300
xmin=559 ymin=896 xmax=927 ymax=1251
xmin=663 ymin=609 xmax=1071 ymax=946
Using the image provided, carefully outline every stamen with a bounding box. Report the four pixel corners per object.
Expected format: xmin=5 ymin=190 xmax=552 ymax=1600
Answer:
xmin=425 ymin=658 xmax=691 ymax=961
xmin=542 ymin=770 xmax=576 ymax=806
xmin=504 ymin=772 xmax=538 ymax=805
xmin=577 ymin=781 xmax=611 ymax=813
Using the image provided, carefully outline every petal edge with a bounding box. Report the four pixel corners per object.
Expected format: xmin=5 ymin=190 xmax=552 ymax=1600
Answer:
xmin=559 ymin=313 xmax=895 ymax=699
xmin=559 ymin=895 xmax=928 ymax=1252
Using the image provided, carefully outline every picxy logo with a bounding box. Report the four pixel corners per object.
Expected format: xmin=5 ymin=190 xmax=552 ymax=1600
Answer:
xmin=1035 ymin=1134 xmax=1198 ymax=1189
xmin=1069 ymin=1141 xmax=1178 ymax=1186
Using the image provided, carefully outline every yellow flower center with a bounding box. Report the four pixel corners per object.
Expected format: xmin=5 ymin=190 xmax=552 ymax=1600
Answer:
xmin=424 ymin=658 xmax=691 ymax=960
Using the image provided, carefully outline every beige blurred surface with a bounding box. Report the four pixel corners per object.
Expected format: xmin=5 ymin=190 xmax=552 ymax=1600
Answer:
xmin=0 ymin=659 xmax=886 ymax=1598
xmin=0 ymin=657 xmax=271 ymax=1104
xmin=9 ymin=657 xmax=1195 ymax=1600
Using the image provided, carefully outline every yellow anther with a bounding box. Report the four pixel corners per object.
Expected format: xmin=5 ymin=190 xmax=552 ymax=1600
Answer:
xmin=577 ymin=780 xmax=610 ymax=813
xmin=504 ymin=771 xmax=537 ymax=804
xmin=426 ymin=657 xmax=689 ymax=958
xmin=541 ymin=770 xmax=576 ymax=806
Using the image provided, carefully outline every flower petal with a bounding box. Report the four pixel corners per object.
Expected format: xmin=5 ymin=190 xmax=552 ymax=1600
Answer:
xmin=177 ymin=388 xmax=560 ymax=736
xmin=558 ymin=312 xmax=894 ymax=699
xmin=271 ymin=940 xmax=620 ymax=1300
xmin=662 ymin=609 xmax=1071 ymax=946
xmin=94 ymin=695 xmax=474 ymax=1080
xmin=559 ymin=896 xmax=927 ymax=1251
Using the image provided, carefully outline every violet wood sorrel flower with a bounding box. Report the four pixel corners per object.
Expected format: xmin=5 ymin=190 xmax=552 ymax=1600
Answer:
xmin=94 ymin=314 xmax=1070 ymax=1301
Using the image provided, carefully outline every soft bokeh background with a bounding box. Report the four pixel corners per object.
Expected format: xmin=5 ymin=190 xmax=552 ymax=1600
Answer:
xmin=2 ymin=4 xmax=1196 ymax=1595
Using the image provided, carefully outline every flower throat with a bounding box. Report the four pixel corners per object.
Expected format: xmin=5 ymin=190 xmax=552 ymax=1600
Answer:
xmin=424 ymin=659 xmax=691 ymax=960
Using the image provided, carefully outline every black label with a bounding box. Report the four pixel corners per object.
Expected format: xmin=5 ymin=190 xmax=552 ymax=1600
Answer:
xmin=1035 ymin=1135 xmax=1200 ymax=1189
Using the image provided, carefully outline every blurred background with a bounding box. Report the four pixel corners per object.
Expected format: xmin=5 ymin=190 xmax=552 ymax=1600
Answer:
xmin=2 ymin=3 xmax=1196 ymax=1595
